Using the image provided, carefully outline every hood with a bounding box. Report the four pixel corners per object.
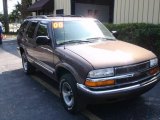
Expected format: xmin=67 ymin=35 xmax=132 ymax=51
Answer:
xmin=65 ymin=40 xmax=156 ymax=69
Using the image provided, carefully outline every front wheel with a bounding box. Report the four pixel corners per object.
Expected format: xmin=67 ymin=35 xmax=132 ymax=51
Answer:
xmin=60 ymin=74 xmax=85 ymax=113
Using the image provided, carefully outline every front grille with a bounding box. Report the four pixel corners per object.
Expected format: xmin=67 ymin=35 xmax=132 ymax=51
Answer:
xmin=116 ymin=72 xmax=149 ymax=84
xmin=115 ymin=61 xmax=150 ymax=75
xmin=115 ymin=61 xmax=151 ymax=86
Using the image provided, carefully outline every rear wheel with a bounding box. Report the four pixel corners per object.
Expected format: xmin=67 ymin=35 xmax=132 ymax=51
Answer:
xmin=21 ymin=53 xmax=35 ymax=74
xmin=60 ymin=74 xmax=85 ymax=113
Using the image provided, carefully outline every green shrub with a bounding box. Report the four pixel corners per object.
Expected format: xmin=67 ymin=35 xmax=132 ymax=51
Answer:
xmin=105 ymin=23 xmax=160 ymax=60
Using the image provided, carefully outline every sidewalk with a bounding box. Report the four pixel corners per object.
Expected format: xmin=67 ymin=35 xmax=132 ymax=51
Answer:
xmin=0 ymin=46 xmax=21 ymax=73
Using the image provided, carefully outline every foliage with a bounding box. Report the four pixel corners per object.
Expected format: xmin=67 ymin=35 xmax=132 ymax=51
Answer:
xmin=105 ymin=23 xmax=160 ymax=60
xmin=9 ymin=0 xmax=32 ymax=21
xmin=0 ymin=14 xmax=4 ymax=22
xmin=21 ymin=0 xmax=32 ymax=19
xmin=9 ymin=2 xmax=21 ymax=22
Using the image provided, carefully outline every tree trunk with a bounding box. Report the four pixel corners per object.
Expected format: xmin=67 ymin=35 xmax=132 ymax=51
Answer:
xmin=3 ymin=0 xmax=9 ymax=33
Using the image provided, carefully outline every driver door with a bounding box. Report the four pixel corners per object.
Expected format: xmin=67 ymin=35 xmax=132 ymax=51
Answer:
xmin=33 ymin=23 xmax=55 ymax=74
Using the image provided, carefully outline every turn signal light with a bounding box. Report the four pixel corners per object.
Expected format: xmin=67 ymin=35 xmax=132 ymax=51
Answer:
xmin=85 ymin=80 xmax=115 ymax=87
xmin=149 ymin=67 xmax=159 ymax=75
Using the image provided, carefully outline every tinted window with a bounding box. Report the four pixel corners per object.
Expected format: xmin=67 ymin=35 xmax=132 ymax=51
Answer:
xmin=19 ymin=21 xmax=28 ymax=32
xmin=26 ymin=22 xmax=38 ymax=38
xmin=36 ymin=24 xmax=48 ymax=36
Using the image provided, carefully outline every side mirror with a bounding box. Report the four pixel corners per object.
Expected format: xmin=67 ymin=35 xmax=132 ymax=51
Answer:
xmin=17 ymin=29 xmax=19 ymax=33
xmin=112 ymin=31 xmax=118 ymax=38
xmin=36 ymin=36 xmax=51 ymax=45
xmin=112 ymin=31 xmax=117 ymax=34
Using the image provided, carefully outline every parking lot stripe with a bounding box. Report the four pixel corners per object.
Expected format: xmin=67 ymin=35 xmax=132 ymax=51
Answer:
xmin=31 ymin=75 xmax=103 ymax=120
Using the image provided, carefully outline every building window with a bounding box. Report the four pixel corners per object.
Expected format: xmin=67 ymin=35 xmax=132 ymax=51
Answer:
xmin=56 ymin=9 xmax=64 ymax=15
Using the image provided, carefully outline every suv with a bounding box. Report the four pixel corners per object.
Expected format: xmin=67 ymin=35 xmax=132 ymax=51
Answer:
xmin=17 ymin=15 xmax=160 ymax=113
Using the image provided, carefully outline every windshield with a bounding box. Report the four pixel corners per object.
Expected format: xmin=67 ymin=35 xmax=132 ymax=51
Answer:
xmin=53 ymin=19 xmax=115 ymax=45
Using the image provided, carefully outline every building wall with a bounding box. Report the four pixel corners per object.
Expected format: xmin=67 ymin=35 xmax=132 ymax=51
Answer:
xmin=114 ymin=0 xmax=160 ymax=24
xmin=32 ymin=0 xmax=36 ymax=16
xmin=75 ymin=3 xmax=109 ymax=22
xmin=54 ymin=0 xmax=71 ymax=15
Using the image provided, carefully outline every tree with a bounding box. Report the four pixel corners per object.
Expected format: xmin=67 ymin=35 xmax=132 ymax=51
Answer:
xmin=3 ymin=0 xmax=9 ymax=33
xmin=21 ymin=0 xmax=32 ymax=19
xmin=9 ymin=2 xmax=21 ymax=22
xmin=9 ymin=0 xmax=32 ymax=21
xmin=0 ymin=14 xmax=4 ymax=22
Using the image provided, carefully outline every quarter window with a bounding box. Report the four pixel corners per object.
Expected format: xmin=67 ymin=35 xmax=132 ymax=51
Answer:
xmin=19 ymin=21 xmax=28 ymax=32
xmin=26 ymin=22 xmax=38 ymax=38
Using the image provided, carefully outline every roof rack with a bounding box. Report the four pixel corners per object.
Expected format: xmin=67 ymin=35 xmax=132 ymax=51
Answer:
xmin=26 ymin=15 xmax=48 ymax=19
xmin=55 ymin=15 xmax=83 ymax=17
xmin=26 ymin=14 xmax=83 ymax=19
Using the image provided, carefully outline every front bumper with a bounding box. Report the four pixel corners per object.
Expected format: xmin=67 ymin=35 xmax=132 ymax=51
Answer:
xmin=77 ymin=73 xmax=160 ymax=102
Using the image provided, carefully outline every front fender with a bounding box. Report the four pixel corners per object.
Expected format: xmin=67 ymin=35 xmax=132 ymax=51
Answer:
xmin=55 ymin=63 xmax=83 ymax=84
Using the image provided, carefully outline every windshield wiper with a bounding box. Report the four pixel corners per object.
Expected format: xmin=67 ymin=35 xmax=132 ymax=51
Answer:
xmin=87 ymin=37 xmax=115 ymax=41
xmin=58 ymin=40 xmax=91 ymax=45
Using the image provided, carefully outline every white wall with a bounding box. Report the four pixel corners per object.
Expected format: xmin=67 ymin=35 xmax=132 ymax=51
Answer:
xmin=114 ymin=0 xmax=160 ymax=24
xmin=54 ymin=0 xmax=71 ymax=15
xmin=75 ymin=3 xmax=109 ymax=22
xmin=32 ymin=0 xmax=36 ymax=16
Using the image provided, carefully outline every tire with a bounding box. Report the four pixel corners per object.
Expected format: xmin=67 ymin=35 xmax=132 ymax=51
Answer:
xmin=0 ymin=39 xmax=2 ymax=44
xmin=21 ymin=53 xmax=35 ymax=74
xmin=60 ymin=74 xmax=85 ymax=113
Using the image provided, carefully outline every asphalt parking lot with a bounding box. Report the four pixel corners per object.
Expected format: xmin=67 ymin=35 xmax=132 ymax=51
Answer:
xmin=0 ymin=40 xmax=160 ymax=120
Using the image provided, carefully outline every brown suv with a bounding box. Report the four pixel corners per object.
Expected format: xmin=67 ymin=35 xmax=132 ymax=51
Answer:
xmin=17 ymin=15 xmax=160 ymax=113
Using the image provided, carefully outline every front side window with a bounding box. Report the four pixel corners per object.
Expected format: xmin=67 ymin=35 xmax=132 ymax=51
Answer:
xmin=53 ymin=20 xmax=115 ymax=45
xmin=36 ymin=24 xmax=48 ymax=36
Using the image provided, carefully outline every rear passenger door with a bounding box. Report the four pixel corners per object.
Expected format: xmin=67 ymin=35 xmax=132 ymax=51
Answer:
xmin=25 ymin=21 xmax=38 ymax=60
xmin=17 ymin=21 xmax=29 ymax=45
xmin=34 ymin=23 xmax=55 ymax=74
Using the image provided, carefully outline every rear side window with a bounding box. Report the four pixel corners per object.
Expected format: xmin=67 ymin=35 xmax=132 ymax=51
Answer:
xmin=26 ymin=22 xmax=38 ymax=38
xmin=36 ymin=24 xmax=48 ymax=36
xmin=19 ymin=21 xmax=28 ymax=32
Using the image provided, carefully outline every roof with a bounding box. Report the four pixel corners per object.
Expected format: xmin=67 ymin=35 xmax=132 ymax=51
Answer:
xmin=27 ymin=0 xmax=54 ymax=12
xmin=25 ymin=15 xmax=96 ymax=22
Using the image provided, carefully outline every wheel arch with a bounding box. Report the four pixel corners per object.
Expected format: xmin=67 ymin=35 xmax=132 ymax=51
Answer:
xmin=56 ymin=63 xmax=82 ymax=84
xmin=19 ymin=47 xmax=24 ymax=55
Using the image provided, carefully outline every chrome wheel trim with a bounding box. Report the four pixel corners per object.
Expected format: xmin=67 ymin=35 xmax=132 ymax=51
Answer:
xmin=22 ymin=55 xmax=28 ymax=71
xmin=62 ymin=82 xmax=74 ymax=107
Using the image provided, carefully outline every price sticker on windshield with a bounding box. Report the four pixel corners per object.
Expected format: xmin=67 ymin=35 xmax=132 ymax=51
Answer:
xmin=52 ymin=22 xmax=64 ymax=29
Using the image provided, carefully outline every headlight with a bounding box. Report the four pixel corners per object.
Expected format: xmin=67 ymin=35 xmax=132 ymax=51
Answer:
xmin=150 ymin=58 xmax=158 ymax=67
xmin=87 ymin=68 xmax=114 ymax=79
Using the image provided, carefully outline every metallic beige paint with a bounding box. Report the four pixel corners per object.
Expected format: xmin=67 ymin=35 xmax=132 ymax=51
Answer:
xmin=66 ymin=40 xmax=156 ymax=69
